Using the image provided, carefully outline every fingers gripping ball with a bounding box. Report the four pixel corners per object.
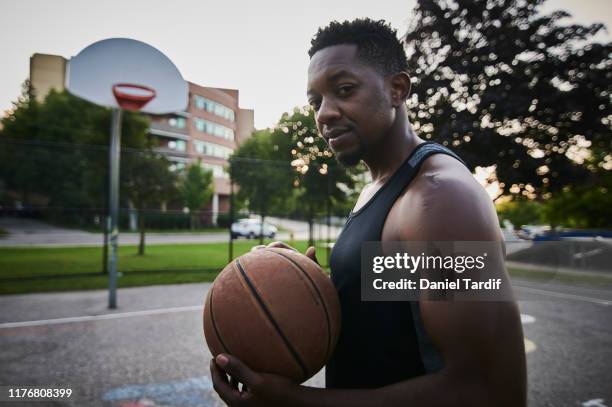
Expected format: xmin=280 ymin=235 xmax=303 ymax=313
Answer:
xmin=203 ymin=248 xmax=341 ymax=383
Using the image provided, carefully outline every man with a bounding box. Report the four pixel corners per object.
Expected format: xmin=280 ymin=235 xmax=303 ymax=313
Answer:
xmin=211 ymin=19 xmax=527 ymax=406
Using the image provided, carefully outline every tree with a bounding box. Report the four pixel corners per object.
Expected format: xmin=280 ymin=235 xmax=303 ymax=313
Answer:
xmin=540 ymin=171 xmax=612 ymax=228
xmin=404 ymin=0 xmax=611 ymax=199
xmin=279 ymin=107 xmax=358 ymax=246
xmin=496 ymin=198 xmax=543 ymax=228
xmin=0 ymin=88 xmax=150 ymax=218
xmin=230 ymin=130 xmax=294 ymax=244
xmin=180 ymin=161 xmax=214 ymax=230
xmin=121 ymin=152 xmax=178 ymax=254
xmin=0 ymin=81 xmax=41 ymax=207
xmin=232 ymin=108 xmax=361 ymax=246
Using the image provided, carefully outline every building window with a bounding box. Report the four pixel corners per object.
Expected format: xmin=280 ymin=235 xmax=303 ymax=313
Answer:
xmin=194 ymin=140 xmax=233 ymax=159
xmin=168 ymin=117 xmax=186 ymax=129
xmin=168 ymin=140 xmax=186 ymax=152
xmin=194 ymin=96 xmax=204 ymax=110
xmin=201 ymin=162 xmax=228 ymax=178
xmin=193 ymin=118 xmax=235 ymax=141
xmin=193 ymin=95 xmax=235 ymax=122
xmin=169 ymin=162 xmax=186 ymax=172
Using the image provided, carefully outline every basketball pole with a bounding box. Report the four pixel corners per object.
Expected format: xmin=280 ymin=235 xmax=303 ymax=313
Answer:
xmin=107 ymin=107 xmax=122 ymax=309
xmin=66 ymin=39 xmax=187 ymax=310
xmin=229 ymin=166 xmax=234 ymax=263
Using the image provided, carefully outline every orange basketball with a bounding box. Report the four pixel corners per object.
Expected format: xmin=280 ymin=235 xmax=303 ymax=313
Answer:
xmin=203 ymin=247 xmax=341 ymax=383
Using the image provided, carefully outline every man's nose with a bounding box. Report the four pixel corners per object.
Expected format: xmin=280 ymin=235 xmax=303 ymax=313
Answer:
xmin=316 ymin=98 xmax=341 ymax=126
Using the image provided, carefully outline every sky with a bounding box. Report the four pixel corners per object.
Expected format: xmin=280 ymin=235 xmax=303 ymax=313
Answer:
xmin=1 ymin=0 xmax=610 ymax=129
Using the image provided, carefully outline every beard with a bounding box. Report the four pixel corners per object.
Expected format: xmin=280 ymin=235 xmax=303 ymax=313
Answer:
xmin=333 ymin=133 xmax=364 ymax=167
xmin=335 ymin=149 xmax=362 ymax=167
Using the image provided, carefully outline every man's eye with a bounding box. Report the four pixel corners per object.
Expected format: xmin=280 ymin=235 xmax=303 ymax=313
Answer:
xmin=310 ymin=101 xmax=321 ymax=112
xmin=338 ymin=85 xmax=354 ymax=96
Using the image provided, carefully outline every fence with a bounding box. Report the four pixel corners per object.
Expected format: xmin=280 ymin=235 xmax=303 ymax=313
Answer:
xmin=2 ymin=138 xmax=610 ymax=296
xmin=0 ymin=136 xmax=350 ymax=294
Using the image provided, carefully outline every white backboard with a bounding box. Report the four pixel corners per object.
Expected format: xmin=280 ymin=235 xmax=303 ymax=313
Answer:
xmin=66 ymin=38 xmax=188 ymax=114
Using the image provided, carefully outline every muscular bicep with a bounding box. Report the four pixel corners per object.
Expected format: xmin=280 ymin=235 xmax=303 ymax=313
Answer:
xmin=419 ymin=299 xmax=526 ymax=406
xmin=402 ymin=170 xmax=526 ymax=405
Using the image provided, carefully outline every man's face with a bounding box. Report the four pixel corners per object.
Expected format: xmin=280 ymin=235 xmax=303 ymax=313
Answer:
xmin=307 ymin=44 xmax=395 ymax=166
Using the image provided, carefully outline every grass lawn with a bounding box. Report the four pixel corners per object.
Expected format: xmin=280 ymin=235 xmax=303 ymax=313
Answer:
xmin=2 ymin=242 xmax=610 ymax=295
xmin=0 ymin=240 xmax=333 ymax=295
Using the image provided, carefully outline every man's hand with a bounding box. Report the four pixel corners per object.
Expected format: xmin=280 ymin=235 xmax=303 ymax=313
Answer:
xmin=210 ymin=353 xmax=299 ymax=406
xmin=251 ymin=241 xmax=319 ymax=265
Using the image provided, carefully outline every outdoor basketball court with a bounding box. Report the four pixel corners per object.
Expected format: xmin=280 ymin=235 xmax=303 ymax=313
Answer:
xmin=1 ymin=6 xmax=611 ymax=406
xmin=0 ymin=283 xmax=325 ymax=407
xmin=1 ymin=281 xmax=610 ymax=406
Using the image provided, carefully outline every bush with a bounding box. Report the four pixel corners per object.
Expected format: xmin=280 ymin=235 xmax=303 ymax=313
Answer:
xmin=216 ymin=212 xmax=232 ymax=228
xmin=496 ymin=199 xmax=543 ymax=228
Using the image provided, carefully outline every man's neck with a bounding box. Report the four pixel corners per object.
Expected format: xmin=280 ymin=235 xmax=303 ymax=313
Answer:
xmin=363 ymin=108 xmax=422 ymax=183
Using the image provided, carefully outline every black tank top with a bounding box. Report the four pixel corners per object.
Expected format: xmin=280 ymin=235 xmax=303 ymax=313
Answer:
xmin=326 ymin=142 xmax=466 ymax=389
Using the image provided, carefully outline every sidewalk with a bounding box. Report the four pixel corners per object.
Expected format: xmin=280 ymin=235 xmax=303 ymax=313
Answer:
xmin=0 ymin=216 xmax=343 ymax=247
xmin=0 ymin=282 xmax=210 ymax=324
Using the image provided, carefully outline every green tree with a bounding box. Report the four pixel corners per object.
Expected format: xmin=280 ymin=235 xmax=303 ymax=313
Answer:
xmin=404 ymin=0 xmax=611 ymax=198
xmin=121 ymin=152 xmax=178 ymax=254
xmin=180 ymin=161 xmax=214 ymax=230
xmin=496 ymin=198 xmax=543 ymax=228
xmin=540 ymin=172 xmax=612 ymax=228
xmin=279 ymin=107 xmax=358 ymax=246
xmin=230 ymin=129 xmax=294 ymax=243
xmin=0 ymin=81 xmax=41 ymax=206
xmin=0 ymin=88 xmax=150 ymax=219
xmin=232 ymin=108 xmax=361 ymax=246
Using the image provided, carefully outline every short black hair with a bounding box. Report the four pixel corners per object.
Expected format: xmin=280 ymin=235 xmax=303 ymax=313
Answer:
xmin=308 ymin=18 xmax=408 ymax=76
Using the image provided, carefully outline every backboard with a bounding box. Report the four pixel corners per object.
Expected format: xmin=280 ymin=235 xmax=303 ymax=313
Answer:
xmin=66 ymin=38 xmax=188 ymax=114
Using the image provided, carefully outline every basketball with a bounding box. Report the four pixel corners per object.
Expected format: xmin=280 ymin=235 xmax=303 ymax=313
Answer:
xmin=203 ymin=247 xmax=341 ymax=383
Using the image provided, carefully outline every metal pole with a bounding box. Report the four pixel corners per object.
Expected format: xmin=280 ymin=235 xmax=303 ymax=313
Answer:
xmin=108 ymin=108 xmax=122 ymax=309
xmin=102 ymin=161 xmax=109 ymax=275
xmin=229 ymin=165 xmax=234 ymax=263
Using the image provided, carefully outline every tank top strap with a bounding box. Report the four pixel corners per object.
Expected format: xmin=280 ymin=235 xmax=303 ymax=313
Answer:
xmin=382 ymin=142 xmax=467 ymax=208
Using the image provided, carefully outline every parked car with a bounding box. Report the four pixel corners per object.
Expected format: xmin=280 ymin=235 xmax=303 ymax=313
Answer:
xmin=231 ymin=219 xmax=277 ymax=239
xmin=517 ymin=224 xmax=551 ymax=240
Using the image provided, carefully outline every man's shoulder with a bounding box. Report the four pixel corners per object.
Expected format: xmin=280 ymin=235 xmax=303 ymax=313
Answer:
xmin=389 ymin=153 xmax=501 ymax=241
xmin=413 ymin=152 xmax=483 ymax=200
xmin=398 ymin=152 xmax=482 ymax=208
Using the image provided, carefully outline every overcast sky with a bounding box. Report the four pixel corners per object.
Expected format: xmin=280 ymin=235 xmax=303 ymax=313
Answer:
xmin=1 ymin=0 xmax=610 ymax=129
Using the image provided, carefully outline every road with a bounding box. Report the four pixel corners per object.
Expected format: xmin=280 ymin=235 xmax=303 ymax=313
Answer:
xmin=0 ymin=217 xmax=343 ymax=247
xmin=1 ymin=281 xmax=611 ymax=406
xmin=0 ymin=217 xmax=531 ymax=257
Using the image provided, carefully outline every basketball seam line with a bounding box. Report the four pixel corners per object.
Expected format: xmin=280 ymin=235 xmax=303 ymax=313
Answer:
xmin=264 ymin=249 xmax=333 ymax=363
xmin=235 ymin=258 xmax=309 ymax=381
xmin=209 ymin=282 xmax=231 ymax=355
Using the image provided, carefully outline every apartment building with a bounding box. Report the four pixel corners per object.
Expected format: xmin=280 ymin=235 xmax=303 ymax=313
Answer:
xmin=30 ymin=53 xmax=254 ymax=223
xmin=148 ymin=82 xmax=254 ymax=219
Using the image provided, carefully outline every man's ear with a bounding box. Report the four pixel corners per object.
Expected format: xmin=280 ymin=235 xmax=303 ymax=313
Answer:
xmin=389 ymin=72 xmax=411 ymax=107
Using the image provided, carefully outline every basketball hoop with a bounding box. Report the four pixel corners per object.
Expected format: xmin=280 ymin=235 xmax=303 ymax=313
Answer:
xmin=67 ymin=38 xmax=187 ymax=309
xmin=112 ymin=83 xmax=156 ymax=111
